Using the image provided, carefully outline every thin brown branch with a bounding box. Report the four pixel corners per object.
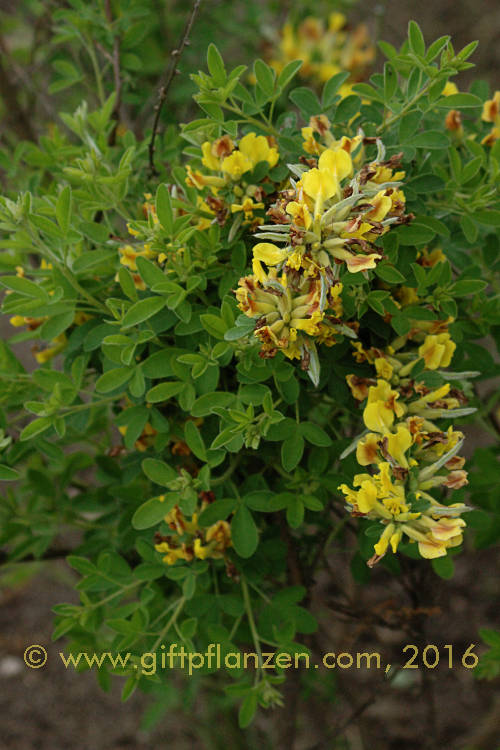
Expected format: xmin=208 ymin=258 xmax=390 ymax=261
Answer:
xmin=148 ymin=0 xmax=202 ymax=176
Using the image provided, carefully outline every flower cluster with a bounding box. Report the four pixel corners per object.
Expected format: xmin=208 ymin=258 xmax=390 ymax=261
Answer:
xmin=268 ymin=13 xmax=375 ymax=89
xmin=340 ymin=330 xmax=473 ymax=565
xmin=481 ymin=91 xmax=500 ymax=146
xmin=154 ymin=501 xmax=232 ymax=565
xmin=235 ymin=129 xmax=410 ymax=383
xmin=185 ymin=132 xmax=281 ymax=232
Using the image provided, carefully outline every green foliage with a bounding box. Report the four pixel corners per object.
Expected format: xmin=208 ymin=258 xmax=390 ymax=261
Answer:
xmin=0 ymin=7 xmax=499 ymax=738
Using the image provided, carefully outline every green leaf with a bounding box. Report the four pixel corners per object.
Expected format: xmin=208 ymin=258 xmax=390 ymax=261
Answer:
xmin=449 ymin=279 xmax=487 ymax=296
xmin=289 ymin=87 xmax=321 ymax=117
xmin=0 ymin=464 xmax=19 ymax=481
xmin=286 ymin=497 xmax=304 ymax=529
xmin=398 ymin=111 xmax=422 ymax=142
xmin=0 ymin=275 xmax=48 ymax=300
xmin=231 ymin=506 xmax=258 ymax=558
xmin=322 ymin=71 xmax=350 ymax=107
xmin=155 ymin=184 xmax=173 ymax=234
xmin=118 ymin=266 xmax=138 ymax=301
xmin=431 ymin=555 xmax=455 ymax=579
xmin=20 ymin=417 xmax=52 ymax=441
xmin=408 ymin=20 xmax=426 ymax=57
xmin=407 ymin=173 xmax=444 ymax=192
xmin=278 ymin=60 xmax=303 ymax=89
xmin=396 ymin=224 xmax=436 ymax=245
xmin=460 ymin=214 xmax=478 ymax=243
xmin=412 ymin=131 xmax=449 ymax=149
xmin=300 ymin=422 xmax=332 ymax=447
xmin=96 ymin=367 xmax=133 ymax=393
xmin=425 ymin=35 xmax=450 ymax=62
xmin=191 ymin=392 xmax=235 ymax=417
xmin=142 ymin=458 xmax=177 ymax=486
xmin=244 ymin=491 xmax=287 ymax=512
xmin=136 ymin=257 xmax=166 ymax=288
xmin=146 ymin=381 xmax=184 ymax=403
xmin=198 ymin=498 xmax=236 ymax=526
xmin=184 ymin=420 xmax=207 ymax=461
xmin=475 ymin=210 xmax=500 ymax=227
xmin=383 ymin=62 xmax=398 ymax=101
xmin=121 ymin=297 xmax=166 ymax=328
xmin=281 ymin=433 xmax=304 ymax=472
xmin=238 ymin=692 xmax=258 ymax=728
xmin=78 ymin=221 xmax=109 ymax=243
xmin=132 ymin=495 xmax=176 ymax=530
xmin=351 ymin=83 xmax=385 ymax=103
xmin=207 ymin=43 xmax=226 ymax=86
xmin=437 ymin=93 xmax=483 ymax=109
xmin=210 ymin=425 xmax=239 ymax=451
xmin=375 ymin=264 xmax=406 ymax=284
xmin=200 ymin=314 xmax=227 ymax=340
xmin=29 ymin=213 xmax=64 ymax=239
xmin=56 ymin=185 xmax=72 ymax=235
xmin=254 ymin=59 xmax=275 ymax=97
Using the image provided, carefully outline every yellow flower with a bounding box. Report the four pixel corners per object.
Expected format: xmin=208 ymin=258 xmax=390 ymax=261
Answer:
xmin=442 ymin=82 xmax=458 ymax=97
xmin=417 ymin=536 xmax=448 ymax=559
xmin=397 ymin=286 xmax=419 ymax=307
xmin=346 ymin=373 xmax=371 ymax=400
xmin=221 ymin=150 xmax=253 ymax=179
xmin=302 ymin=167 xmax=339 ymax=214
xmin=292 ymin=309 xmax=324 ymax=335
xmin=329 ymin=12 xmax=346 ymax=31
xmin=201 ymin=141 xmax=221 ymax=170
xmin=186 ymin=165 xmax=226 ymax=189
xmin=365 ymin=190 xmax=392 ymax=222
xmin=373 ymin=522 xmax=396 ymax=556
xmin=238 ymin=132 xmax=279 ymax=169
xmin=355 ymin=478 xmax=378 ymax=513
xmin=431 ymin=517 xmax=466 ymax=541
xmin=363 ymin=380 xmax=404 ymax=433
xmin=356 ymin=432 xmax=380 ymax=465
xmin=118 ymin=244 xmax=155 ymax=272
xmin=344 ymin=252 xmax=381 ymax=273
xmin=231 ymin=196 xmax=265 ymax=219
xmin=206 ymin=520 xmax=232 ymax=557
xmin=482 ymin=125 xmax=500 ymax=146
xmin=252 ymin=242 xmax=288 ymax=266
xmin=386 ymin=425 xmax=412 ymax=468
xmin=374 ymin=357 xmax=393 ymax=380
xmin=286 ymin=200 xmax=312 ymax=230
xmin=317 ymin=147 xmax=353 ymax=181
xmin=481 ymin=91 xmax=500 ymax=123
xmin=418 ymin=333 xmax=456 ymax=369
xmin=34 ymin=334 xmax=66 ymax=364
xmin=302 ymin=126 xmax=322 ymax=155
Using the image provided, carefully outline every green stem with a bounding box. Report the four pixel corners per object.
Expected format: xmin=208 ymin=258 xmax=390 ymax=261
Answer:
xmin=225 ymin=102 xmax=279 ymax=137
xmin=84 ymin=36 xmax=106 ymax=106
xmin=377 ymin=79 xmax=433 ymax=134
xmin=211 ymin=453 xmax=242 ymax=487
xmin=241 ymin=576 xmax=263 ymax=677
xmin=150 ymin=597 xmax=185 ymax=653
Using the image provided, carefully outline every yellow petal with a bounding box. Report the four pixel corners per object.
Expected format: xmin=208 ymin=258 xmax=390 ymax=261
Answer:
xmin=252 ymin=242 xmax=288 ymax=266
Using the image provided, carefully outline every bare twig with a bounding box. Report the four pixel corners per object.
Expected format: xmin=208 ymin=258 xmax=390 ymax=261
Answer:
xmin=104 ymin=0 xmax=123 ymax=145
xmin=148 ymin=0 xmax=202 ymax=175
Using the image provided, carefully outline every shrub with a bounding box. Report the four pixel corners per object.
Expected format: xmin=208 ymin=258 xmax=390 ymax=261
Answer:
xmin=1 ymin=2 xmax=500 ymax=734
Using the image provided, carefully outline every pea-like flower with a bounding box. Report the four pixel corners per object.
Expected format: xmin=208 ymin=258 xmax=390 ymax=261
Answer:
xmin=340 ymin=331 xmax=473 ymax=565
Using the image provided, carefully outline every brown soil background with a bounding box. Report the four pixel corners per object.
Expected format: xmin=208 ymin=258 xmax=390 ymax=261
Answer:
xmin=0 ymin=1 xmax=499 ymax=749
